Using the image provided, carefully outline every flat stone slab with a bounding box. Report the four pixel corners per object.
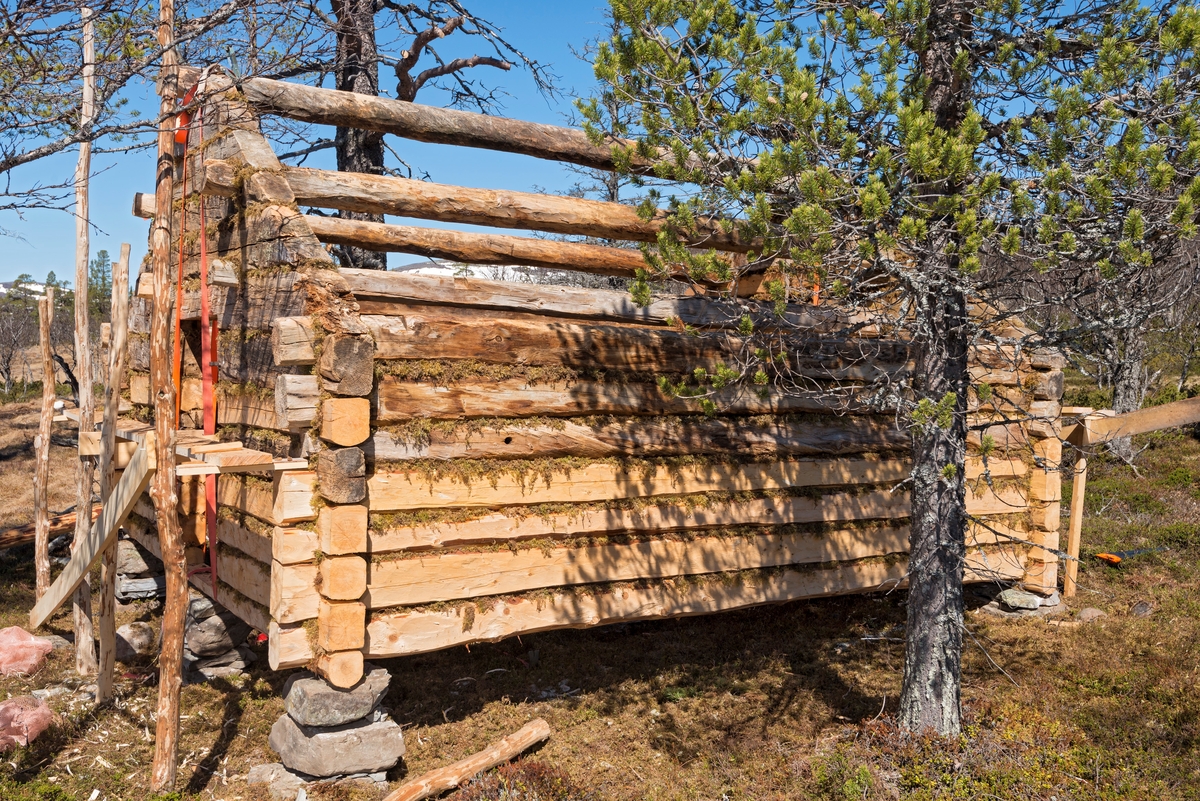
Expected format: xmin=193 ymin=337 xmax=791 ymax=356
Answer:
xmin=185 ymin=609 xmax=250 ymax=657
xmin=284 ymin=664 xmax=390 ymax=728
xmin=998 ymin=587 xmax=1042 ymax=611
xmin=248 ymin=762 xmax=311 ymax=801
xmin=269 ymin=710 xmax=405 ymax=778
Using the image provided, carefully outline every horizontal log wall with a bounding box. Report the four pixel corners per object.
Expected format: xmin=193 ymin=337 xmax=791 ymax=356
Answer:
xmin=154 ymin=73 xmax=1068 ymax=681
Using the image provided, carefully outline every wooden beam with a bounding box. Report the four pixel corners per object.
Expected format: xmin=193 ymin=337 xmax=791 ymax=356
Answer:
xmin=268 ymin=620 xmax=313 ymax=670
xmin=1064 ymin=455 xmax=1087 ymax=598
xmin=340 ymin=268 xmax=844 ymax=331
xmin=30 ymin=437 xmax=156 ymax=629
xmin=364 ymin=549 xmax=1024 ymax=659
xmin=275 ymin=166 xmax=751 ymax=252
xmin=271 ymin=559 xmax=320 ymax=624
xmin=98 ymin=243 xmax=131 ymax=704
xmin=1081 ymin=396 xmax=1200 ymax=443
xmin=366 ymin=415 xmax=908 ymax=462
xmin=373 ymin=376 xmax=866 ymax=421
xmin=365 ymin=525 xmax=912 ymax=608
xmin=382 ymin=719 xmax=552 ymax=801
xmin=242 ymin=77 xmax=657 ymax=174
xmin=33 ymin=289 xmax=55 ymax=598
xmin=310 ymin=216 xmax=653 ymax=277
xmin=364 ymin=456 xmax=1019 ymax=512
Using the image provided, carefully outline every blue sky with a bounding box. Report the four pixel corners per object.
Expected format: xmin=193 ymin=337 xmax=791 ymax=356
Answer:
xmin=0 ymin=1 xmax=614 ymax=285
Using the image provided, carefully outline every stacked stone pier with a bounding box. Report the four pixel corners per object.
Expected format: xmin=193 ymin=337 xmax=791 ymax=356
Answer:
xmin=253 ymin=664 xmax=405 ymax=798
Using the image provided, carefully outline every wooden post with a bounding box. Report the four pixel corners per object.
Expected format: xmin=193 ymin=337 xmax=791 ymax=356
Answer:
xmin=71 ymin=4 xmax=98 ymax=677
xmin=149 ymin=0 xmax=185 ymax=790
xmin=97 ymin=244 xmax=131 ymax=705
xmin=1064 ymin=454 xmax=1088 ymax=598
xmin=34 ymin=288 xmax=55 ymax=599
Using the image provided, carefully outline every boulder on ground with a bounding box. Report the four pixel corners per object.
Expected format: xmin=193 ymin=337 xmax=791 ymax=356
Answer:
xmin=997 ymin=588 xmax=1042 ymax=612
xmin=1078 ymin=607 xmax=1108 ymax=623
xmin=185 ymin=609 xmax=251 ymax=657
xmin=248 ymin=762 xmax=311 ymax=801
xmin=0 ymin=696 xmax=53 ymax=752
xmin=116 ymin=621 xmax=160 ymax=664
xmin=269 ymin=709 xmax=405 ymax=778
xmin=116 ymin=538 xmax=162 ymax=577
xmin=284 ymin=664 xmax=390 ymax=728
xmin=0 ymin=627 xmax=55 ymax=676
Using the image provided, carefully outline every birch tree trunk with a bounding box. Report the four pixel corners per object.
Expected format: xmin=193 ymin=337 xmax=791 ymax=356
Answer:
xmin=71 ymin=4 xmax=98 ymax=676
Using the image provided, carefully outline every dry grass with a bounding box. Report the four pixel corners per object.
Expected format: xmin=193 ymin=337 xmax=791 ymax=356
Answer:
xmin=0 ymin=400 xmax=80 ymax=531
xmin=0 ymin=399 xmax=1197 ymax=800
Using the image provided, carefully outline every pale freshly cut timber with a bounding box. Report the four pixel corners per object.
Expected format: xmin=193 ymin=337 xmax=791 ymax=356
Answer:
xmin=369 ymin=487 xmax=1019 ymax=552
xmin=382 ymin=719 xmax=552 ymax=801
xmin=30 ymin=440 xmax=156 ymax=629
xmin=215 ymin=518 xmax=273 ymax=564
xmin=319 ymin=555 xmax=368 ymax=601
xmin=271 ymin=560 xmax=320 ymax=624
xmin=374 ymin=377 xmax=862 ymax=421
xmin=364 ymin=550 xmax=1025 ymax=659
xmin=317 ymin=599 xmax=366 ymax=651
xmin=218 ymin=475 xmax=276 ymax=525
xmin=282 ymin=166 xmax=750 ymax=251
xmin=364 ymin=525 xmax=913 ymax=607
xmin=321 ymin=397 xmax=371 ymax=447
xmin=274 ymin=471 xmax=318 ymax=525
xmin=218 ymin=392 xmax=279 ymax=430
xmin=371 ymin=489 xmax=907 ymax=552
xmin=365 ymin=458 xmax=912 ymax=512
xmin=368 ymin=415 xmax=908 ymax=461
xmin=313 ymin=649 xmax=364 ymax=689
xmin=311 ymin=216 xmax=652 ymax=277
xmin=268 ymin=620 xmax=313 ymax=670
xmin=341 ymin=268 xmax=848 ymax=331
xmin=242 ymin=76 xmax=654 ymax=173
xmin=319 ymin=504 xmax=369 ymax=555
xmin=214 ymin=545 xmax=271 ymax=607
xmin=1080 ymin=395 xmax=1200 ymax=444
xmin=273 ymin=526 xmax=321 ymax=565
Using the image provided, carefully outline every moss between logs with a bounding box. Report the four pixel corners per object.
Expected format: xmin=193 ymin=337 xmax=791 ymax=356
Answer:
xmin=368 ymin=519 xmax=911 ymax=563
xmin=367 ymin=483 xmax=898 ymax=531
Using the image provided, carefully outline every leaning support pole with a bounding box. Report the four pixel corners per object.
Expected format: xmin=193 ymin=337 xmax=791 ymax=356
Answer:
xmin=34 ymin=288 xmax=56 ymax=599
xmin=1064 ymin=454 xmax=1088 ymax=598
xmin=71 ymin=4 xmax=98 ymax=677
xmin=97 ymin=244 xmax=131 ymax=705
xmin=150 ymin=0 xmax=185 ymax=790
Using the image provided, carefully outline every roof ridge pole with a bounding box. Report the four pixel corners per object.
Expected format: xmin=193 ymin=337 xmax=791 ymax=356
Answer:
xmin=149 ymin=0 xmax=186 ymax=791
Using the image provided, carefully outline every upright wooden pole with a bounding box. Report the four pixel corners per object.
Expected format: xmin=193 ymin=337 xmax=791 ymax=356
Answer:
xmin=1063 ymin=454 xmax=1088 ymax=598
xmin=150 ymin=0 xmax=186 ymax=790
xmin=97 ymin=244 xmax=131 ymax=705
xmin=34 ymin=288 xmax=56 ymax=599
xmin=71 ymin=4 xmax=98 ymax=676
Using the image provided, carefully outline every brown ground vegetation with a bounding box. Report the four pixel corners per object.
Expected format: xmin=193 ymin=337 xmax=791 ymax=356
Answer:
xmin=0 ymin=401 xmax=1197 ymax=800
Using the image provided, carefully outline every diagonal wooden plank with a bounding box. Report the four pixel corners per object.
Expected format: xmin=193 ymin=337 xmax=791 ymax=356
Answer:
xmin=29 ymin=435 xmax=157 ymax=629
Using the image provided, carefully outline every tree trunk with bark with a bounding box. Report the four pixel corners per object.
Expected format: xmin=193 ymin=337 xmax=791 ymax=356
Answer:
xmin=897 ymin=0 xmax=973 ymax=736
xmin=898 ymin=277 xmax=970 ymax=736
xmin=1109 ymin=329 xmax=1148 ymax=461
xmin=331 ymin=0 xmax=387 ymax=271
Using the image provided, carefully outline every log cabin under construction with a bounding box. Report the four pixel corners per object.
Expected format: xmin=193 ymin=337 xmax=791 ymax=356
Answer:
xmin=32 ymin=66 xmax=1070 ymax=690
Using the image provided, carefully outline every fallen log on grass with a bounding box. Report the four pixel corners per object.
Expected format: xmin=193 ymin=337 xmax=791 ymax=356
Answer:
xmin=382 ymin=718 xmax=552 ymax=801
xmin=0 ymin=505 xmax=101 ymax=551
